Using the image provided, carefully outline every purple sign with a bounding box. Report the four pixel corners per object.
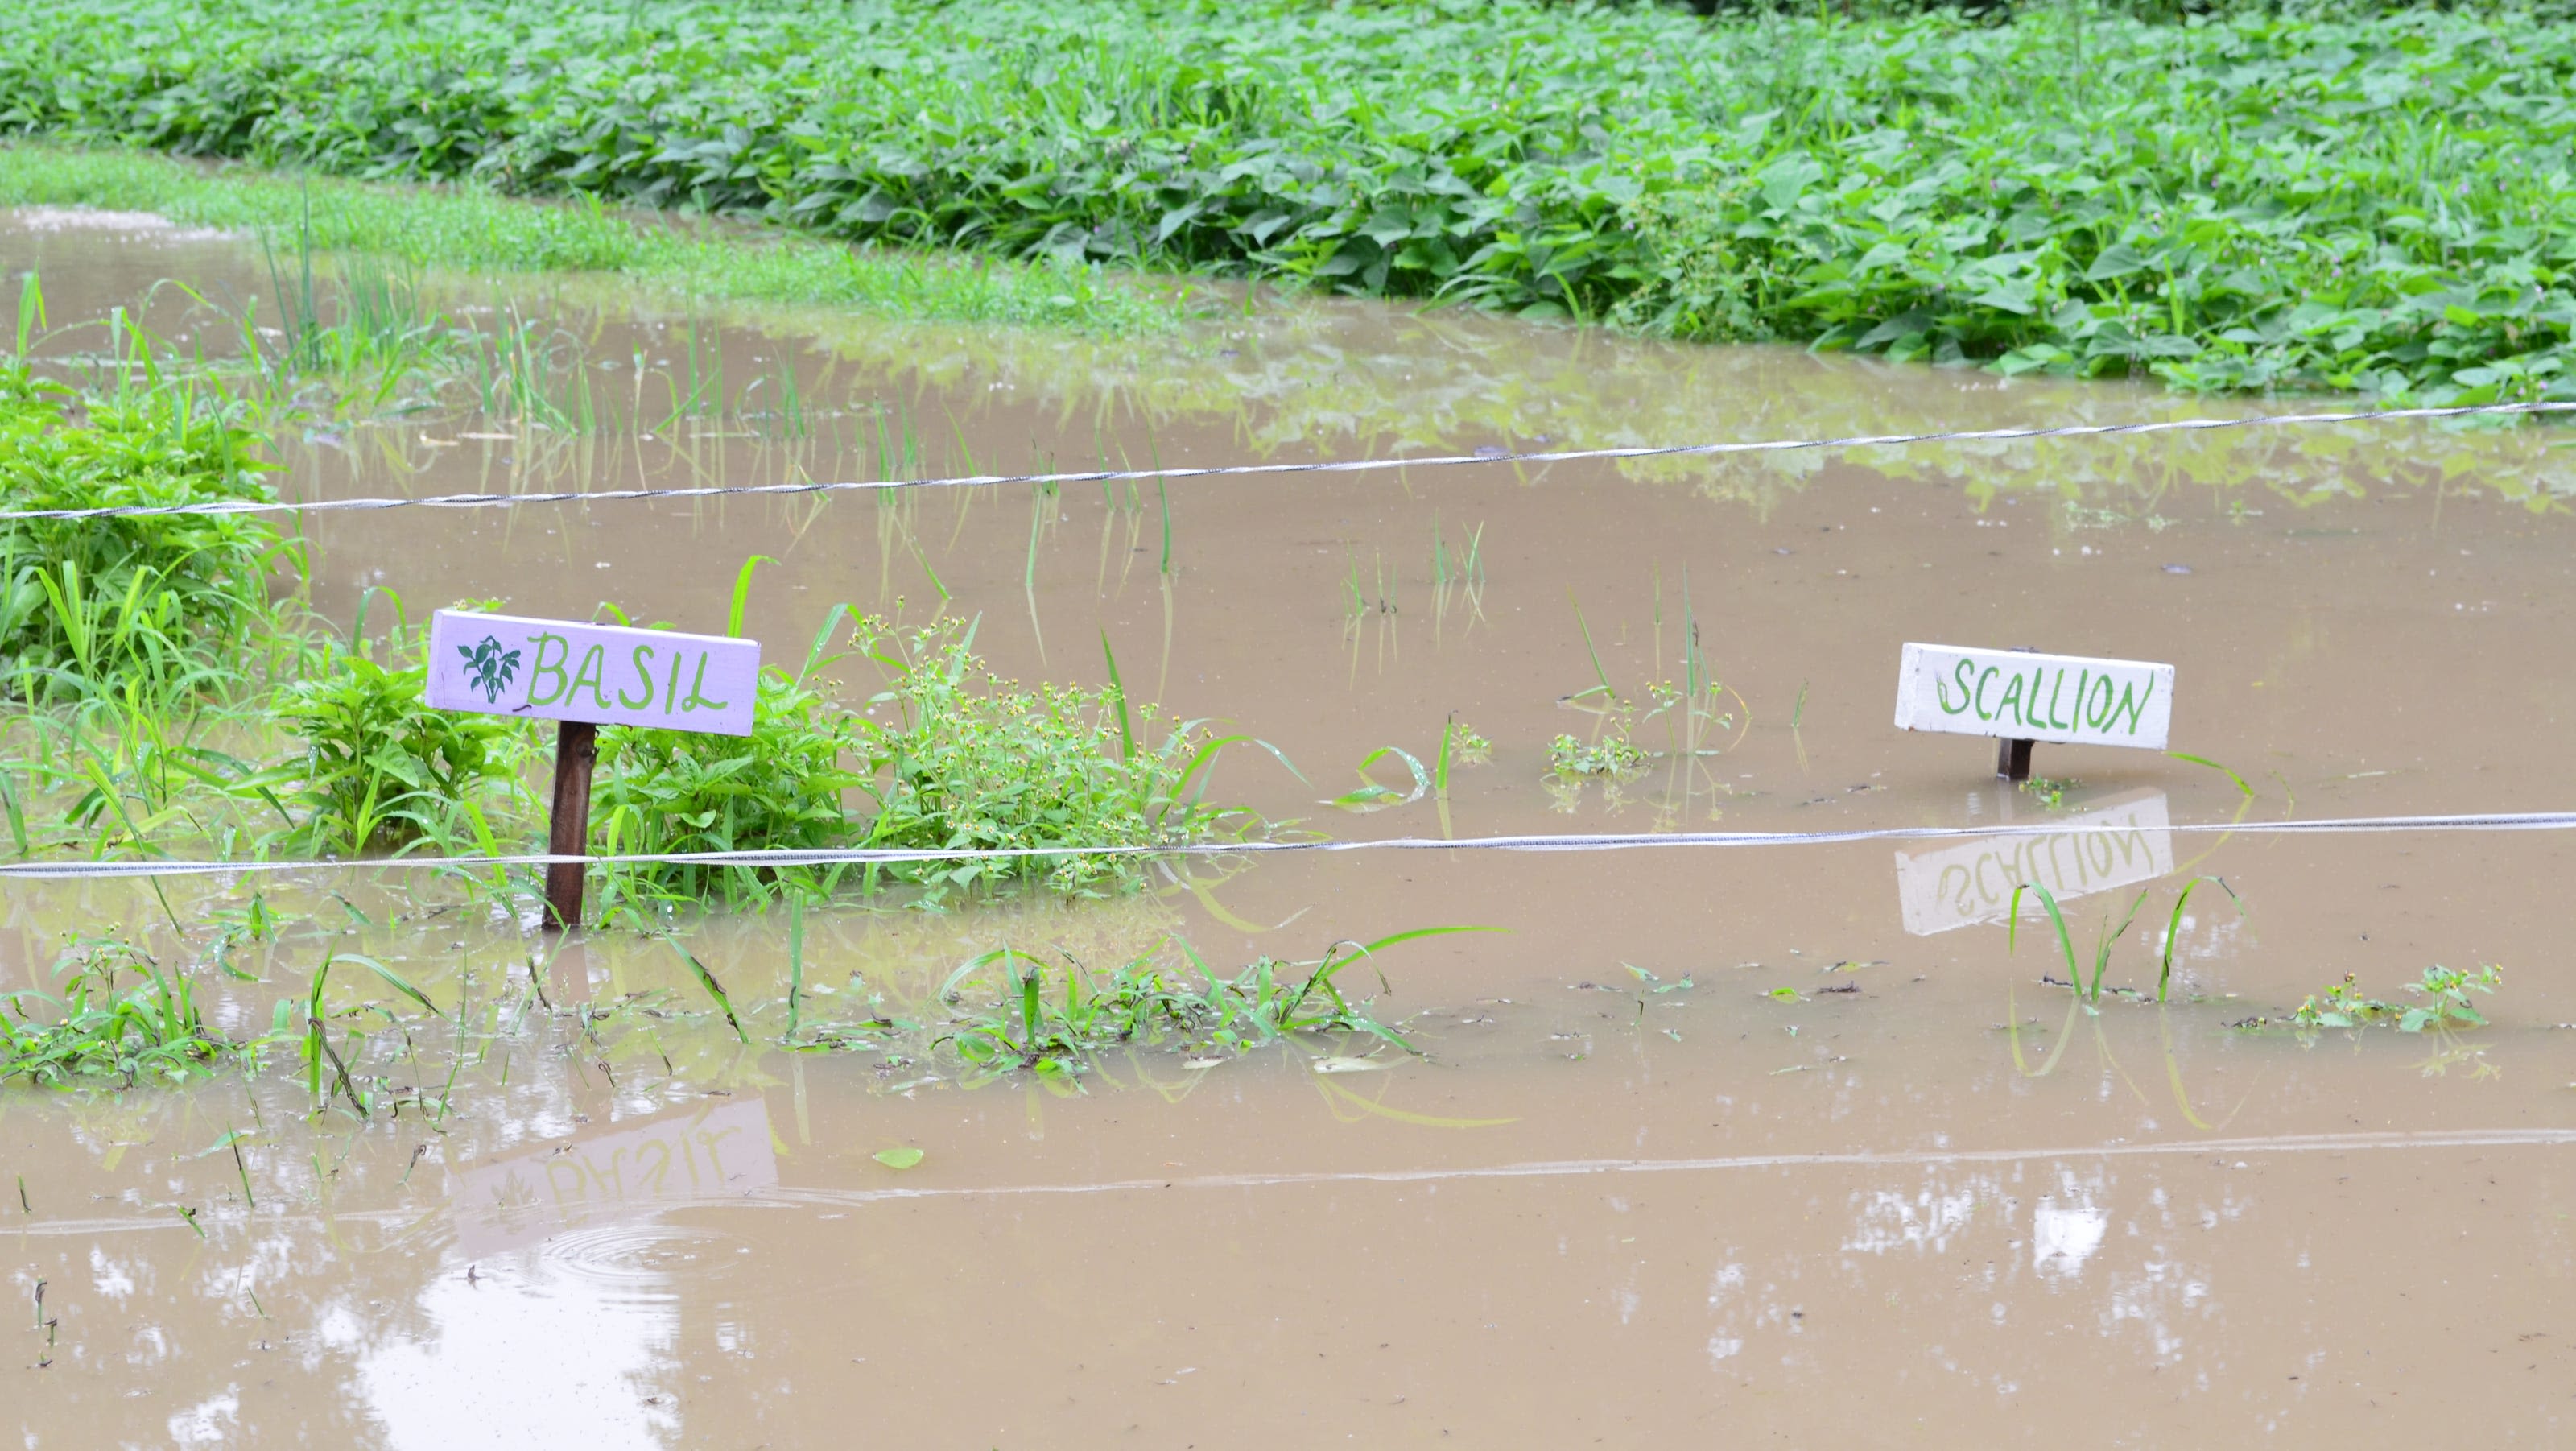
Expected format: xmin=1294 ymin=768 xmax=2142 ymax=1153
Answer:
xmin=425 ymin=609 xmax=760 ymax=735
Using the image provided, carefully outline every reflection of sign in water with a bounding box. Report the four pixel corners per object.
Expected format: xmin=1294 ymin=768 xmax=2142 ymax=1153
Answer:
xmin=1893 ymin=788 xmax=2174 ymax=936
xmin=452 ymin=1099 xmax=778 ymax=1258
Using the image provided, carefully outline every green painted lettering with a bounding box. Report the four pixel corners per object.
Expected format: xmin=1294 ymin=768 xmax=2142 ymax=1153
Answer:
xmin=1973 ymin=666 xmax=2000 ymax=721
xmin=617 ymin=644 xmax=657 ymax=709
xmin=526 ymin=633 xmax=570 ymax=705
xmin=2086 ymin=676 xmax=2114 ymax=728
xmin=2044 ymin=669 xmax=2070 ymax=730
xmin=1997 ymin=670 xmax=2027 ymax=726
xmin=682 ymin=654 xmax=731 ymax=714
xmin=665 ymin=651 xmax=685 ymax=713
xmin=568 ymin=645 xmax=610 ymax=710
xmin=2109 ymin=675 xmax=2154 ymax=734
xmin=1937 ymin=658 xmax=1975 ymax=715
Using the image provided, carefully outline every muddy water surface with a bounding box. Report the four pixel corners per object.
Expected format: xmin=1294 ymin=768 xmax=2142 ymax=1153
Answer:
xmin=6 ymin=209 xmax=2574 ymax=1446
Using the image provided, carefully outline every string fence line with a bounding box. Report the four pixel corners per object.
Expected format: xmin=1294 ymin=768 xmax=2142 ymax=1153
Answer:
xmin=4 ymin=808 xmax=2571 ymax=880
xmin=4 ymin=398 xmax=2571 ymax=522
xmin=16 ymin=1127 xmax=2576 ymax=1238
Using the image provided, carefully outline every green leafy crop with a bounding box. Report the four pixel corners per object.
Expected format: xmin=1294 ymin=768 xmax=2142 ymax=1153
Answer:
xmin=6 ymin=2 xmax=2576 ymax=401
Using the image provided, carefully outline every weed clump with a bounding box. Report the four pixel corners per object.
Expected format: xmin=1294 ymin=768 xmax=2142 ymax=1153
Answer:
xmin=2250 ymin=964 xmax=2507 ymax=1034
xmin=932 ymin=940 xmax=1414 ymax=1081
xmin=849 ymin=615 xmax=1272 ymax=899
xmin=0 ymin=362 xmax=296 ymax=704
xmin=1546 ymin=732 xmax=1649 ymax=780
xmin=0 ymin=936 xmax=229 ymax=1086
xmin=582 ymin=608 xmax=1278 ymax=920
xmin=593 ymin=651 xmax=869 ymax=916
xmin=267 ymin=614 xmax=531 ymax=854
xmin=770 ymin=928 xmax=1490 ymax=1081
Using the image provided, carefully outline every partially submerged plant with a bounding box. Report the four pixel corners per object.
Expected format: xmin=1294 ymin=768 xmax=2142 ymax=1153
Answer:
xmin=2272 ymin=964 xmax=2505 ymax=1034
xmin=592 ymin=600 xmax=872 ymax=918
xmin=266 ymin=601 xmax=531 ymax=854
xmin=0 ymin=936 xmax=228 ymax=1086
xmin=1546 ymin=732 xmax=1649 ymax=779
xmin=927 ymin=928 xmax=1488 ymax=1081
xmin=849 ymin=614 xmax=1286 ymax=899
xmin=2018 ymin=775 xmax=2080 ymax=809
xmin=2008 ymin=875 xmax=2240 ymax=1005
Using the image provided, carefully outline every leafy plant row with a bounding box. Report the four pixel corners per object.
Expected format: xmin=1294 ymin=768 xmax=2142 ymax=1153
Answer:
xmin=5 ymin=0 xmax=2576 ymax=401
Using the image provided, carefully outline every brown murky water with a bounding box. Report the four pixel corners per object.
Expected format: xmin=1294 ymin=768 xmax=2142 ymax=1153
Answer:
xmin=6 ymin=208 xmax=2574 ymax=1446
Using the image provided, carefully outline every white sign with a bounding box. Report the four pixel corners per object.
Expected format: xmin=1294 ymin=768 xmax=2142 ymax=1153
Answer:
xmin=1893 ymin=788 xmax=2174 ymax=936
xmin=426 ymin=609 xmax=759 ymax=735
xmin=449 ymin=1099 xmax=778 ymax=1257
xmin=1893 ymin=643 xmax=2173 ymax=750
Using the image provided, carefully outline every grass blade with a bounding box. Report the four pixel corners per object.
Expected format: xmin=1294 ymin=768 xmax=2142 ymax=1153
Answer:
xmin=664 ymin=937 xmax=748 ymax=1044
xmin=2169 ymin=751 xmax=2255 ymax=798
xmin=332 ymin=953 xmax=442 ymax=1020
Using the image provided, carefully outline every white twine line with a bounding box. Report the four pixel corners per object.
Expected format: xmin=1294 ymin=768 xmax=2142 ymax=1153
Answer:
xmin=6 ymin=399 xmax=2570 ymax=522
xmin=18 ymin=1127 xmax=2574 ymax=1237
xmin=4 ymin=809 xmax=2570 ymax=879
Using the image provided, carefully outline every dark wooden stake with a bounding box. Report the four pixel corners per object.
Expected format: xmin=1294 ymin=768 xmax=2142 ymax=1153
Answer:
xmin=544 ymin=720 xmax=598 ymax=932
xmin=1996 ymin=643 xmax=2037 ymax=783
xmin=1996 ymin=735 xmax=2034 ymax=783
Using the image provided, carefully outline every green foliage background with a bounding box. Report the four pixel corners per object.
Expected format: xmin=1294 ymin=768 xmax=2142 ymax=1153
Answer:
xmin=2 ymin=0 xmax=2572 ymax=400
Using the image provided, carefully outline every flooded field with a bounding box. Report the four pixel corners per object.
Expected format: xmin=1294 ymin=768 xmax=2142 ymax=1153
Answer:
xmin=6 ymin=208 xmax=2574 ymax=1445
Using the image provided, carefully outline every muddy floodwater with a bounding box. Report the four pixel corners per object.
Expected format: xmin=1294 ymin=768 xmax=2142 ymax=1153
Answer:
xmin=6 ymin=209 xmax=2574 ymax=1445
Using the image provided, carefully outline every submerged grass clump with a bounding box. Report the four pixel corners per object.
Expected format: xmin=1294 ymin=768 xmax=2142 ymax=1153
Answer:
xmin=783 ymin=927 xmax=1492 ymax=1083
xmin=0 ymin=936 xmax=229 ymax=1086
xmin=5 ymin=1 xmax=2575 ymax=400
xmin=2008 ymin=875 xmax=2241 ymax=1005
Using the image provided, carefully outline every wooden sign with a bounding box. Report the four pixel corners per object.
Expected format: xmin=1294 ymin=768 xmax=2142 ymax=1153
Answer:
xmin=1894 ymin=642 xmax=2174 ymax=779
xmin=426 ymin=610 xmax=762 ymax=929
xmin=426 ymin=610 xmax=758 ymax=736
xmin=1893 ymin=788 xmax=2174 ymax=936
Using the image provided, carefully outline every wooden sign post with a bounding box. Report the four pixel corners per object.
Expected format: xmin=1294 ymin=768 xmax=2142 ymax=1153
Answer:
xmin=1893 ymin=642 xmax=2174 ymax=781
xmin=425 ymin=610 xmax=760 ymax=930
